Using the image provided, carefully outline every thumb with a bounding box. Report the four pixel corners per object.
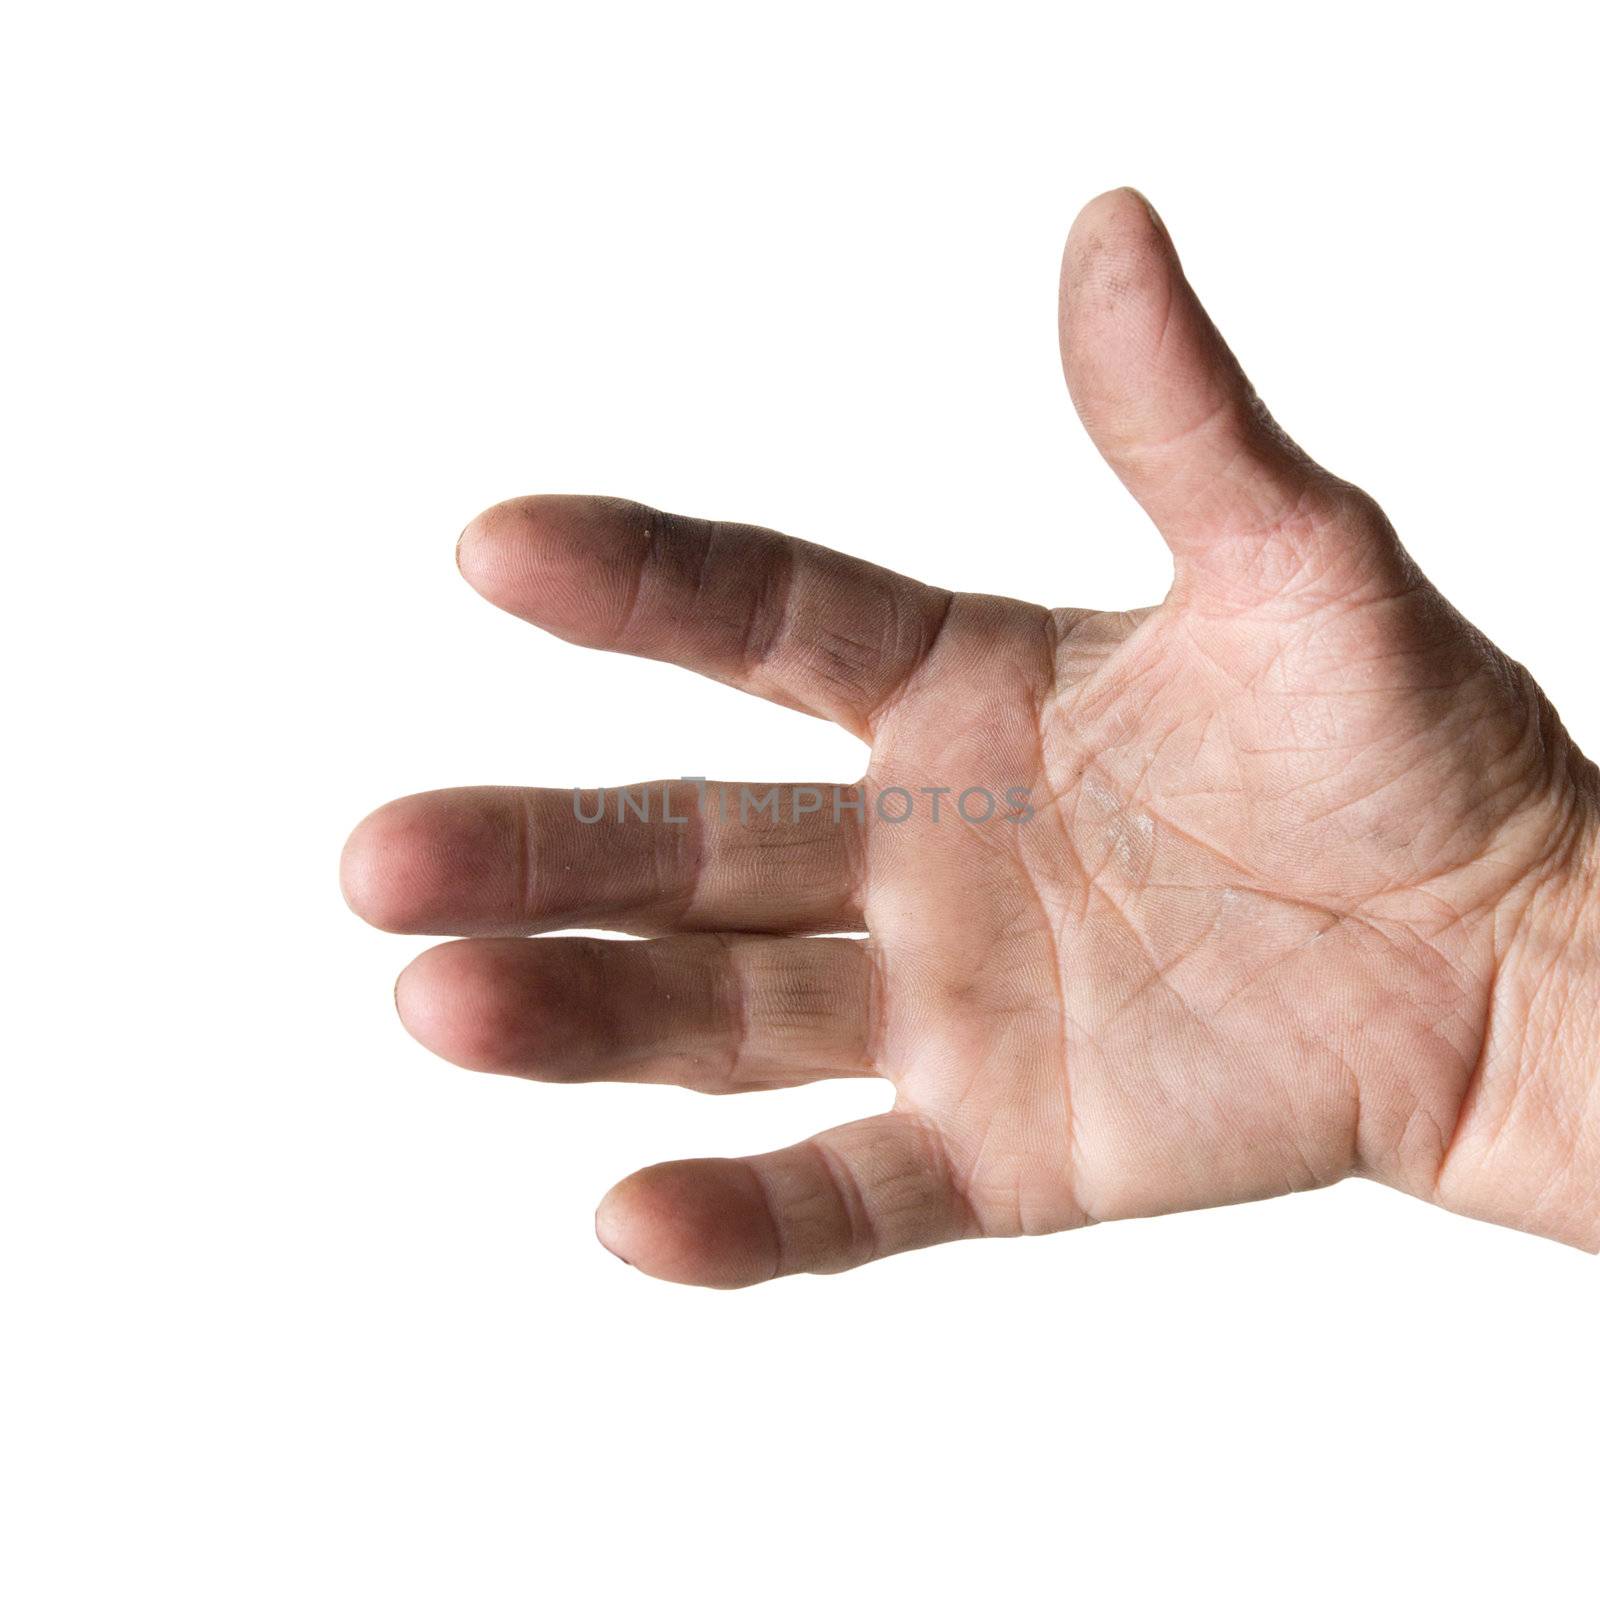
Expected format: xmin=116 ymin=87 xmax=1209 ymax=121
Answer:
xmin=1059 ymin=188 xmax=1402 ymax=607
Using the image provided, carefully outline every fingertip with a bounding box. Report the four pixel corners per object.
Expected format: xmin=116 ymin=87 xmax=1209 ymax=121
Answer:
xmin=593 ymin=1190 xmax=635 ymax=1267
xmin=340 ymin=792 xmax=513 ymax=935
xmin=395 ymin=941 xmax=506 ymax=1072
xmin=594 ymin=1160 xmax=779 ymax=1289
xmin=1062 ymin=186 xmax=1175 ymax=317
xmin=455 ymin=495 xmax=638 ymax=645
xmin=454 ymin=496 xmax=529 ymax=603
xmin=1067 ymin=185 xmax=1161 ymax=245
xmin=340 ymin=803 xmax=413 ymax=932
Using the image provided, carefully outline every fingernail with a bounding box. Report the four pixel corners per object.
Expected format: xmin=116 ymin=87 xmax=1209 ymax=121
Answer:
xmin=1126 ymin=186 xmax=1169 ymax=240
xmin=595 ymin=1193 xmax=634 ymax=1266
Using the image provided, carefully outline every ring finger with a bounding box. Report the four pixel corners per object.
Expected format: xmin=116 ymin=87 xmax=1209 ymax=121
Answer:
xmin=395 ymin=933 xmax=877 ymax=1092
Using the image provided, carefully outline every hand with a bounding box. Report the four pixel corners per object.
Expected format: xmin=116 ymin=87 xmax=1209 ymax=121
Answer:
xmin=342 ymin=189 xmax=1600 ymax=1284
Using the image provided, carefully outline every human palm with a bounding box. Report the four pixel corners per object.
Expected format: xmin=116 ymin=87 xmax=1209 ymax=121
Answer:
xmin=344 ymin=190 xmax=1596 ymax=1283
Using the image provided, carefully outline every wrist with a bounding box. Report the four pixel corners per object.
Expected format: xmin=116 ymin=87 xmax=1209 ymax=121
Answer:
xmin=1441 ymin=792 xmax=1600 ymax=1249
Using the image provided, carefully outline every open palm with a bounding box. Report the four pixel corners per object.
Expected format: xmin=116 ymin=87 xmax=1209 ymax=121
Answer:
xmin=343 ymin=190 xmax=1596 ymax=1283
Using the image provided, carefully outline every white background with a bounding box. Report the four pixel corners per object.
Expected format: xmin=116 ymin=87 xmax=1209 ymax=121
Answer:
xmin=5 ymin=2 xmax=1597 ymax=1594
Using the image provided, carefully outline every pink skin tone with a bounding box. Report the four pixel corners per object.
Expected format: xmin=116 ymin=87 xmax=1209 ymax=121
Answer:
xmin=342 ymin=190 xmax=1600 ymax=1286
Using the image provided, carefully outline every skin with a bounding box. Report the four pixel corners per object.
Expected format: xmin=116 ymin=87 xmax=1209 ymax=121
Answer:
xmin=342 ymin=189 xmax=1600 ymax=1286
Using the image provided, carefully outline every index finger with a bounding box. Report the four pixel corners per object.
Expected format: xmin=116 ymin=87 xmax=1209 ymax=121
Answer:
xmin=457 ymin=495 xmax=954 ymax=737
